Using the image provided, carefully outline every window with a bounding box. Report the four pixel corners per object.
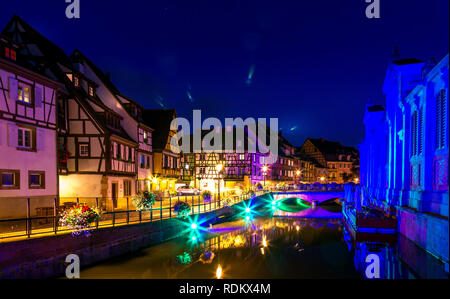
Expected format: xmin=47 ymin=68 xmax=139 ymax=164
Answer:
xmin=436 ymin=89 xmax=447 ymax=149
xmin=140 ymin=155 xmax=145 ymax=168
xmin=73 ymin=75 xmax=80 ymax=87
xmin=0 ymin=170 xmax=20 ymax=189
xmin=88 ymin=85 xmax=95 ymax=97
xmin=146 ymin=156 xmax=150 ymax=169
xmin=4 ymin=47 xmax=16 ymax=61
xmin=123 ymin=180 xmax=132 ymax=196
xmin=18 ymin=127 xmax=33 ymax=149
xmin=29 ymin=171 xmax=45 ymax=189
xmin=18 ymin=82 xmax=32 ymax=104
xmin=66 ymin=73 xmax=73 ymax=81
xmin=143 ymin=131 xmax=148 ymax=144
xmin=412 ymin=109 xmax=424 ymax=156
xmin=239 ymin=154 xmax=245 ymax=160
xmin=79 ymin=144 xmax=89 ymax=157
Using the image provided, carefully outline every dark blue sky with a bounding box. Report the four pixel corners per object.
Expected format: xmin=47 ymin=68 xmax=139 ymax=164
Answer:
xmin=1 ymin=0 xmax=448 ymax=147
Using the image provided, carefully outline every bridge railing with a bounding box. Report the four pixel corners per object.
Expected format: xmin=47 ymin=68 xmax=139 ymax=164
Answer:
xmin=0 ymin=190 xmax=269 ymax=242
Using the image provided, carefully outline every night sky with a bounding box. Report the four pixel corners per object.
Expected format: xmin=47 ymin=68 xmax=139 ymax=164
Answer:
xmin=1 ymin=0 xmax=448 ymax=147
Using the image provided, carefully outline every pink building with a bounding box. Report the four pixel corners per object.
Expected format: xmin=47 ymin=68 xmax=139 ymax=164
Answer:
xmin=0 ymin=34 xmax=62 ymax=218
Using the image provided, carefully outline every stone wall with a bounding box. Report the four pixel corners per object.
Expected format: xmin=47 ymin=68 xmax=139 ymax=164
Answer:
xmin=398 ymin=207 xmax=449 ymax=267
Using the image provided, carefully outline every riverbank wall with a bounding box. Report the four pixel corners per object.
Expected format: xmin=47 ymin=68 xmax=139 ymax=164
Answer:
xmin=0 ymin=194 xmax=272 ymax=279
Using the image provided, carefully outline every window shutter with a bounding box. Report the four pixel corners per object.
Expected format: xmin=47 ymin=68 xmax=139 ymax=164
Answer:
xmin=36 ymin=128 xmax=45 ymax=151
xmin=8 ymin=77 xmax=18 ymax=101
xmin=7 ymin=123 xmax=18 ymax=147
xmin=35 ymin=85 xmax=43 ymax=108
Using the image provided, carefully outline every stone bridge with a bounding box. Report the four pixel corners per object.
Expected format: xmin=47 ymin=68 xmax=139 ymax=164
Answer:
xmin=272 ymin=191 xmax=345 ymax=204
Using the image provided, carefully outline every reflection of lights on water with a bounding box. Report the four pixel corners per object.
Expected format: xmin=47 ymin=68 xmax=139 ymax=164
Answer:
xmin=216 ymin=265 xmax=223 ymax=279
xmin=191 ymin=236 xmax=197 ymax=241
xmin=296 ymin=225 xmax=300 ymax=231
xmin=262 ymin=236 xmax=268 ymax=247
xmin=245 ymin=216 xmax=250 ymax=221
xmin=260 ymin=248 xmax=265 ymax=255
xmin=245 ymin=207 xmax=251 ymax=213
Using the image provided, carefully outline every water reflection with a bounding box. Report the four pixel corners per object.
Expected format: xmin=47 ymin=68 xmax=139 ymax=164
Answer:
xmin=79 ymin=217 xmax=448 ymax=279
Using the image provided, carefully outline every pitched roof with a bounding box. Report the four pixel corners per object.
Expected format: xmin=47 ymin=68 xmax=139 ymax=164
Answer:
xmin=392 ymin=58 xmax=424 ymax=66
xmin=142 ymin=109 xmax=176 ymax=150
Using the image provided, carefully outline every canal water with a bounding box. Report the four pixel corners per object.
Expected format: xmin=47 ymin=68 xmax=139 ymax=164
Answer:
xmin=78 ymin=198 xmax=448 ymax=279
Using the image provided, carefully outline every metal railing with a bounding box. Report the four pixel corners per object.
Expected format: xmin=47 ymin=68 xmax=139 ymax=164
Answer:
xmin=0 ymin=190 xmax=268 ymax=242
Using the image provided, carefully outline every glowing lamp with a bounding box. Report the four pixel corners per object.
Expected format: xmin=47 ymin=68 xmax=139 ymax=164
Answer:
xmin=216 ymin=163 xmax=223 ymax=172
xmin=245 ymin=207 xmax=251 ymax=213
xmin=216 ymin=265 xmax=223 ymax=279
xmin=190 ymin=223 xmax=198 ymax=230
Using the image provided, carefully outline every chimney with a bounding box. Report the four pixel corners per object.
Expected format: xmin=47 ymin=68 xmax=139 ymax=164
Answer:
xmin=391 ymin=46 xmax=401 ymax=62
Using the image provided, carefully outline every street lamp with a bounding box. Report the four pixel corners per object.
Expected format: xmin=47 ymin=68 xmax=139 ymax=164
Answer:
xmin=296 ymin=170 xmax=301 ymax=188
xmin=262 ymin=165 xmax=268 ymax=187
xmin=216 ymin=163 xmax=223 ymax=206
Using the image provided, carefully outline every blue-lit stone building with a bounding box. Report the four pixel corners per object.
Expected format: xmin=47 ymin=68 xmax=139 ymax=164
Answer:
xmin=359 ymin=54 xmax=449 ymax=270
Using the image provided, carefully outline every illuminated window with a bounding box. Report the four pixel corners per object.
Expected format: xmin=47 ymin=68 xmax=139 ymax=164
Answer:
xmin=79 ymin=144 xmax=89 ymax=157
xmin=73 ymin=75 xmax=80 ymax=87
xmin=18 ymin=82 xmax=32 ymax=104
xmin=18 ymin=127 xmax=32 ymax=149
xmin=66 ymin=73 xmax=73 ymax=81
xmin=88 ymin=85 xmax=95 ymax=97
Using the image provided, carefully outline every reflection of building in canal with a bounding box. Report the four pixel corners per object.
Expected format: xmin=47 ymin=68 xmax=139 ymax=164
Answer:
xmin=188 ymin=218 xmax=343 ymax=258
xmin=343 ymin=226 xmax=449 ymax=279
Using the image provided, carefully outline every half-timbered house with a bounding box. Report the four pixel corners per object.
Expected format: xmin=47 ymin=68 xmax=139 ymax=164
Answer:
xmin=0 ymin=33 xmax=63 ymax=218
xmin=70 ymin=50 xmax=154 ymax=193
xmin=2 ymin=16 xmax=139 ymax=207
xmin=142 ymin=109 xmax=180 ymax=193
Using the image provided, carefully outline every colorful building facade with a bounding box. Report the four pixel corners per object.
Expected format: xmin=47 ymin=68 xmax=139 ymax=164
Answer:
xmin=359 ymin=54 xmax=449 ymax=269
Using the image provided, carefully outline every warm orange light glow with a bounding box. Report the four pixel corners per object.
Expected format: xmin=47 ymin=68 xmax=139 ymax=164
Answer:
xmin=216 ymin=264 xmax=223 ymax=279
xmin=320 ymin=177 xmax=325 ymax=181
xmin=262 ymin=236 xmax=268 ymax=247
xmin=216 ymin=163 xmax=223 ymax=172
xmin=296 ymin=170 xmax=301 ymax=176
xmin=262 ymin=165 xmax=268 ymax=172
xmin=296 ymin=225 xmax=300 ymax=231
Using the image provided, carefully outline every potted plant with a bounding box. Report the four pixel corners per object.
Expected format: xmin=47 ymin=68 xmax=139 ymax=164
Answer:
xmin=201 ymin=190 xmax=212 ymax=203
xmin=132 ymin=191 xmax=156 ymax=210
xmin=199 ymin=250 xmax=215 ymax=264
xmin=59 ymin=204 xmax=101 ymax=236
xmin=173 ymin=201 xmax=191 ymax=219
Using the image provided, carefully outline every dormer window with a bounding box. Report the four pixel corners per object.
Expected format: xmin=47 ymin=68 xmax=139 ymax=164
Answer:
xmin=4 ymin=47 xmax=16 ymax=61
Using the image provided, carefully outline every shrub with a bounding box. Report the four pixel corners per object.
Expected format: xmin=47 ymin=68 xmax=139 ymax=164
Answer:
xmin=201 ymin=190 xmax=212 ymax=202
xmin=173 ymin=201 xmax=191 ymax=219
xmin=199 ymin=250 xmax=215 ymax=264
xmin=59 ymin=204 xmax=101 ymax=236
xmin=132 ymin=191 xmax=156 ymax=210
